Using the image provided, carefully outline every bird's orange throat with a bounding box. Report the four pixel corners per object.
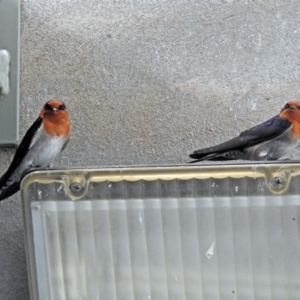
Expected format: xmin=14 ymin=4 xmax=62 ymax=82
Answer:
xmin=280 ymin=110 xmax=300 ymax=137
xmin=42 ymin=111 xmax=71 ymax=137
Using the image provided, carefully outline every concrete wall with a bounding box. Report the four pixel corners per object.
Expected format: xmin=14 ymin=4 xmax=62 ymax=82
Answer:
xmin=1 ymin=0 xmax=300 ymax=298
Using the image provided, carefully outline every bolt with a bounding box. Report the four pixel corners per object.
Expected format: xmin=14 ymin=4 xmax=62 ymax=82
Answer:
xmin=270 ymin=176 xmax=285 ymax=189
xmin=32 ymin=205 xmax=40 ymax=211
xmin=70 ymin=182 xmax=83 ymax=193
xmin=273 ymin=177 xmax=283 ymax=185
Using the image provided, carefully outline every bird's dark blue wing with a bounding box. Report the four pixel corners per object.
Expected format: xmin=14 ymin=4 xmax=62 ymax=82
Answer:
xmin=190 ymin=115 xmax=291 ymax=159
xmin=0 ymin=117 xmax=42 ymax=200
xmin=239 ymin=115 xmax=292 ymax=145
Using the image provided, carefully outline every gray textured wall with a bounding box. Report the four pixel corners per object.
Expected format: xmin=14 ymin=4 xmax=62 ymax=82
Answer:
xmin=1 ymin=0 xmax=300 ymax=299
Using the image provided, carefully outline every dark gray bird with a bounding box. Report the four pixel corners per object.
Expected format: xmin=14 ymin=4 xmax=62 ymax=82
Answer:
xmin=189 ymin=100 xmax=300 ymax=162
xmin=0 ymin=99 xmax=71 ymax=200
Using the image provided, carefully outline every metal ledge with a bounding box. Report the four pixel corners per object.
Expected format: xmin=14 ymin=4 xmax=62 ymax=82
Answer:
xmin=0 ymin=0 xmax=20 ymax=146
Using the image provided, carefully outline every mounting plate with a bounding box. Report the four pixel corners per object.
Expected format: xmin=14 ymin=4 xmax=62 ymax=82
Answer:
xmin=0 ymin=0 xmax=20 ymax=146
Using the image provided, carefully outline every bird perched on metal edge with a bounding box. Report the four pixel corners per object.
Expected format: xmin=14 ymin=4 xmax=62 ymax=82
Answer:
xmin=189 ymin=100 xmax=300 ymax=162
xmin=0 ymin=99 xmax=71 ymax=200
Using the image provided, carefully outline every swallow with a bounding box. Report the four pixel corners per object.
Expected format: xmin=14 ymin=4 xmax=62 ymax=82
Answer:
xmin=0 ymin=99 xmax=71 ymax=200
xmin=189 ymin=100 xmax=300 ymax=162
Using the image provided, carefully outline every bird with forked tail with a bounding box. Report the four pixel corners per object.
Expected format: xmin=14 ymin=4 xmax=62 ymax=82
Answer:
xmin=0 ymin=99 xmax=71 ymax=200
xmin=189 ymin=100 xmax=300 ymax=162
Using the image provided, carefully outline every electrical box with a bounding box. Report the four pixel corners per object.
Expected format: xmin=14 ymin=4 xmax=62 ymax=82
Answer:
xmin=0 ymin=0 xmax=20 ymax=146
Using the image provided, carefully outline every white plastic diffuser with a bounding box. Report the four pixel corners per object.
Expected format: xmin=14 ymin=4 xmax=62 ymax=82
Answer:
xmin=21 ymin=164 xmax=300 ymax=300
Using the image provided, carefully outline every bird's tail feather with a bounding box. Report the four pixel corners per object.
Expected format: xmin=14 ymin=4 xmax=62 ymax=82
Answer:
xmin=0 ymin=182 xmax=20 ymax=201
xmin=189 ymin=152 xmax=218 ymax=162
xmin=0 ymin=171 xmax=21 ymax=201
xmin=0 ymin=168 xmax=40 ymax=201
xmin=189 ymin=155 xmax=235 ymax=163
xmin=189 ymin=150 xmax=245 ymax=163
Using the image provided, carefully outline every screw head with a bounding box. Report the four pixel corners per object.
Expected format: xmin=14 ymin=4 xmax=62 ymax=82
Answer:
xmin=273 ymin=177 xmax=283 ymax=185
xmin=270 ymin=176 xmax=285 ymax=190
xmin=70 ymin=182 xmax=83 ymax=193
xmin=32 ymin=205 xmax=40 ymax=211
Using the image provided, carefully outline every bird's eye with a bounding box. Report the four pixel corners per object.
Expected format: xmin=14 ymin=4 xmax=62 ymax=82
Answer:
xmin=59 ymin=104 xmax=66 ymax=110
xmin=284 ymin=104 xmax=290 ymax=109
xmin=44 ymin=103 xmax=52 ymax=111
xmin=298 ymin=106 xmax=300 ymax=110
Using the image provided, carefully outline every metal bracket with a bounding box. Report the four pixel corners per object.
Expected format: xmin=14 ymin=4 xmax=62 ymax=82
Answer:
xmin=0 ymin=0 xmax=20 ymax=146
xmin=0 ymin=49 xmax=10 ymax=95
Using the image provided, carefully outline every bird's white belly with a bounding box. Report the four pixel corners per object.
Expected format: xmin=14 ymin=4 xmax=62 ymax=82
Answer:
xmin=14 ymin=136 xmax=65 ymax=179
xmin=30 ymin=136 xmax=65 ymax=167
xmin=247 ymin=130 xmax=299 ymax=160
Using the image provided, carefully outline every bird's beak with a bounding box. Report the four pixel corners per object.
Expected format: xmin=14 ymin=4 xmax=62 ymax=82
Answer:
xmin=52 ymin=108 xmax=58 ymax=112
xmin=291 ymin=106 xmax=297 ymax=110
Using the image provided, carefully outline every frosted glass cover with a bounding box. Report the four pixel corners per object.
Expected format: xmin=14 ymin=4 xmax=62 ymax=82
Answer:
xmin=21 ymin=163 xmax=300 ymax=300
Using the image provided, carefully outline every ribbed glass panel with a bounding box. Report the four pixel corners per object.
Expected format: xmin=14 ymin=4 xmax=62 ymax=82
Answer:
xmin=21 ymin=165 xmax=300 ymax=300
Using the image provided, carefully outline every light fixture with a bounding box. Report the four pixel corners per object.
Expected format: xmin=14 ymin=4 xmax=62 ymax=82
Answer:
xmin=21 ymin=163 xmax=300 ymax=299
